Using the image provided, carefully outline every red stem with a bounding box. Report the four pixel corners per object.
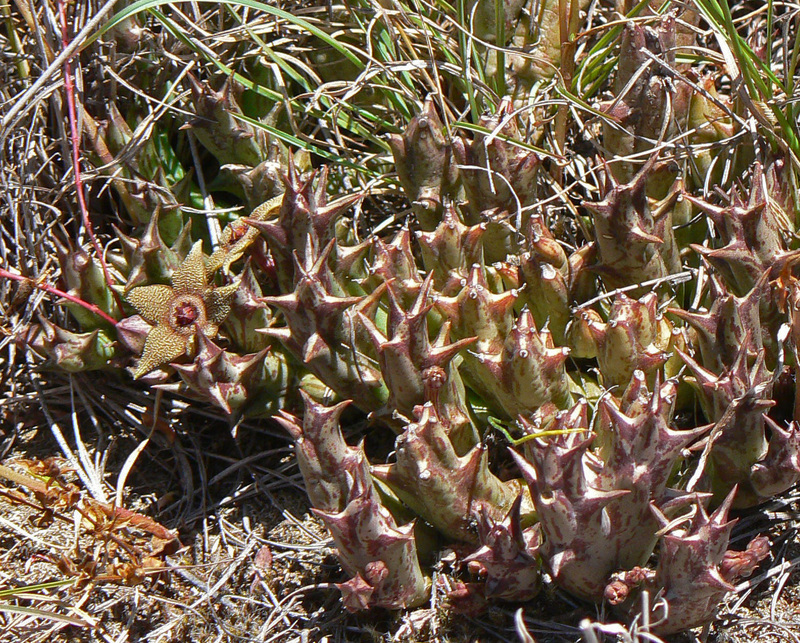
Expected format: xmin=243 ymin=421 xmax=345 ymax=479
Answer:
xmin=59 ymin=1 xmax=124 ymax=313
xmin=0 ymin=268 xmax=118 ymax=327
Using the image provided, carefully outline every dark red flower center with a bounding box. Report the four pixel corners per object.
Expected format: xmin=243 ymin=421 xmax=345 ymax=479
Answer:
xmin=229 ymin=220 xmax=249 ymax=243
xmin=174 ymin=302 xmax=200 ymax=327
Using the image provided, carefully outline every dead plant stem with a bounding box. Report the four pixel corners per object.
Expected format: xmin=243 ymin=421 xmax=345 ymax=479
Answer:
xmin=59 ymin=0 xmax=124 ymax=313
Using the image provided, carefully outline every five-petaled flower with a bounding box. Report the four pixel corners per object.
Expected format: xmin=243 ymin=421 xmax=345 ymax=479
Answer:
xmin=126 ymin=241 xmax=239 ymax=379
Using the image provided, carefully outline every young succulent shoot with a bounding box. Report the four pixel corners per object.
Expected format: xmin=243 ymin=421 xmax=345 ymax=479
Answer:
xmin=607 ymin=490 xmax=770 ymax=635
xmin=387 ymin=97 xmax=458 ymax=229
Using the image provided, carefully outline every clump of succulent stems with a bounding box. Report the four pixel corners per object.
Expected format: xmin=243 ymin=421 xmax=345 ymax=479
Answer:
xmin=18 ymin=0 xmax=800 ymax=637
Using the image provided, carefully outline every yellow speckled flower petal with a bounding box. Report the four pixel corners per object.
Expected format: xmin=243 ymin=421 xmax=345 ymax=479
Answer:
xmin=249 ymin=194 xmax=284 ymax=221
xmin=172 ymin=241 xmax=208 ymax=295
xmin=133 ymin=325 xmax=190 ymax=379
xmin=125 ymin=285 xmax=174 ymax=324
xmin=203 ymin=322 xmax=220 ymax=338
xmin=207 ymin=225 xmax=257 ymax=273
xmin=204 ymin=281 xmax=239 ymax=326
xmin=206 ymin=195 xmax=283 ymax=273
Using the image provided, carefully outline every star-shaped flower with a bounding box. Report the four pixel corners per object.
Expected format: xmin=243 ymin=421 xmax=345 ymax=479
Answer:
xmin=126 ymin=241 xmax=239 ymax=379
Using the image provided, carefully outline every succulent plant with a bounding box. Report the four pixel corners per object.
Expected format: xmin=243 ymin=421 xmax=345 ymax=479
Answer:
xmin=22 ymin=315 xmax=116 ymax=373
xmin=24 ymin=1 xmax=800 ymax=636
xmin=387 ymin=97 xmax=459 ymax=229
xmin=274 ymin=392 xmax=429 ymax=611
xmin=512 ymin=377 xmax=707 ymax=601
xmin=605 ymin=491 xmax=770 ymax=635
xmin=583 ymin=157 xmax=681 ymax=293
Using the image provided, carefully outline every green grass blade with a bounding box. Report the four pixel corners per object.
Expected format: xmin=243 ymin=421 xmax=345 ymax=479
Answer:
xmin=90 ymin=0 xmax=364 ymax=69
xmin=232 ymin=113 xmax=385 ymax=176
